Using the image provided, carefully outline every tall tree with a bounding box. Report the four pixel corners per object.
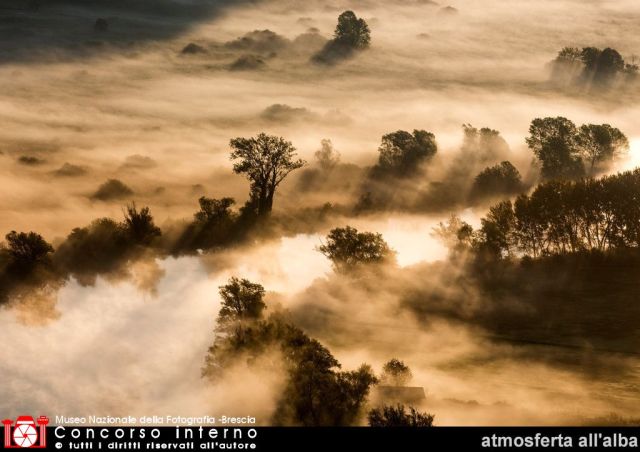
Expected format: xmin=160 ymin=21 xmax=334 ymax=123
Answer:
xmin=229 ymin=133 xmax=305 ymax=217
xmin=576 ymin=124 xmax=629 ymax=174
xmin=477 ymin=201 xmax=515 ymax=258
xmin=526 ymin=117 xmax=584 ymax=181
xmin=217 ymin=277 xmax=266 ymax=332
xmin=334 ymin=10 xmax=371 ymax=50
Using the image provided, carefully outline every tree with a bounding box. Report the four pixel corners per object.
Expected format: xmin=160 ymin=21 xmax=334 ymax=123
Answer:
xmin=374 ymin=130 xmax=437 ymax=177
xmin=557 ymin=47 xmax=582 ymax=63
xmin=312 ymin=11 xmax=370 ymax=64
xmin=4 ymin=231 xmax=53 ymax=272
xmin=368 ymin=404 xmax=435 ymax=427
xmin=380 ymin=359 xmax=412 ymax=386
xmin=470 ymin=161 xmax=523 ymax=201
xmin=194 ymin=197 xmax=236 ymax=224
xmin=526 ymin=117 xmax=584 ymax=180
xmin=473 ymin=169 xmax=640 ymax=257
xmin=432 ymin=214 xmax=474 ymax=256
xmin=203 ymin=315 xmax=378 ymax=425
xmin=315 ymin=139 xmax=341 ymax=172
xmin=334 ymin=10 xmax=371 ymax=50
xmin=122 ymin=202 xmax=161 ymax=246
xmin=582 ymin=47 xmax=625 ymax=86
xmin=461 ymin=125 xmax=510 ymax=163
xmin=217 ymin=277 xmax=266 ymax=332
xmin=229 ymin=133 xmax=305 ymax=217
xmin=576 ymin=124 xmax=629 ymax=174
xmin=476 ymin=201 xmax=515 ymax=258
xmin=318 ymin=226 xmax=396 ymax=273
xmin=551 ymin=47 xmax=584 ymax=83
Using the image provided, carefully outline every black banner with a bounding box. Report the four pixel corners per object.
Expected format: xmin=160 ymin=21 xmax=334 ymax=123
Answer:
xmin=2 ymin=426 xmax=640 ymax=451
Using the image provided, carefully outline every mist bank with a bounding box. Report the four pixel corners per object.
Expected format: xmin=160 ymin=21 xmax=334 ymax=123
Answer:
xmin=1 ymin=0 xmax=639 ymax=238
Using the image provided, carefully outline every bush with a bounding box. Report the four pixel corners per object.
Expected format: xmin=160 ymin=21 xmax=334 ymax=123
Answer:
xmin=368 ymin=404 xmax=434 ymax=427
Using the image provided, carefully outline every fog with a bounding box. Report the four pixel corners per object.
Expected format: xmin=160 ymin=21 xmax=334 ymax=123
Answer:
xmin=2 ymin=225 xmax=637 ymax=424
xmin=1 ymin=0 xmax=639 ymax=426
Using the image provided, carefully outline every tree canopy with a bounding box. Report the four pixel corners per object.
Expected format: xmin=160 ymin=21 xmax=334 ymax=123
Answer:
xmin=473 ymin=169 xmax=640 ymax=258
xmin=551 ymin=46 xmax=638 ymax=87
xmin=576 ymin=124 xmax=629 ymax=174
xmin=312 ymin=11 xmax=371 ymax=64
xmin=373 ymin=129 xmax=437 ymax=177
xmin=334 ymin=10 xmax=371 ymax=50
xmin=526 ymin=117 xmax=584 ymax=181
xmin=318 ymin=226 xmax=396 ymax=273
xmin=230 ymin=133 xmax=305 ymax=217
xmin=5 ymin=231 xmax=54 ymax=270
xmin=380 ymin=359 xmax=412 ymax=386
xmin=527 ymin=117 xmax=628 ymax=179
xmin=217 ymin=277 xmax=266 ymax=332
xmin=470 ymin=161 xmax=523 ymax=201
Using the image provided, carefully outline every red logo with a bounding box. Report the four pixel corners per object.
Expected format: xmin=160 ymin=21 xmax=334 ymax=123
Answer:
xmin=2 ymin=416 xmax=49 ymax=448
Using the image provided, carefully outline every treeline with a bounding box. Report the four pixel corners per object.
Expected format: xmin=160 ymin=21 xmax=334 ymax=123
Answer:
xmin=551 ymin=46 xmax=638 ymax=88
xmin=464 ymin=169 xmax=640 ymax=258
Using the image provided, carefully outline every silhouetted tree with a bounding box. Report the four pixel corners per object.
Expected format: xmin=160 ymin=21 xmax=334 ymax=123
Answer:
xmin=319 ymin=226 xmax=396 ymax=273
xmin=380 ymin=359 xmax=412 ymax=386
xmin=122 ymin=203 xmax=161 ymax=246
xmin=576 ymin=124 xmax=629 ymax=174
xmin=474 ymin=169 xmax=640 ymax=257
xmin=582 ymin=47 xmax=625 ymax=86
xmin=373 ymin=130 xmax=437 ymax=177
xmin=312 ymin=11 xmax=370 ymax=64
xmin=368 ymin=404 xmax=434 ymax=427
xmin=230 ymin=133 xmax=305 ymax=217
xmin=54 ymin=219 xmax=129 ymax=284
xmin=217 ymin=277 xmax=266 ymax=332
xmin=334 ymin=10 xmax=371 ymax=50
xmin=470 ymin=161 xmax=523 ymax=201
xmin=176 ymin=197 xmax=239 ymax=252
xmin=194 ymin=197 xmax=236 ymax=224
xmin=4 ymin=231 xmax=53 ymax=273
xmin=526 ymin=117 xmax=584 ymax=180
xmin=476 ymin=201 xmax=515 ymax=258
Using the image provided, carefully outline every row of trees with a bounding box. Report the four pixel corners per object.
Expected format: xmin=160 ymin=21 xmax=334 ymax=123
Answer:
xmin=0 ymin=203 xmax=162 ymax=302
xmin=527 ymin=117 xmax=629 ymax=180
xmin=551 ymin=46 xmax=638 ymax=87
xmin=472 ymin=169 xmax=640 ymax=258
